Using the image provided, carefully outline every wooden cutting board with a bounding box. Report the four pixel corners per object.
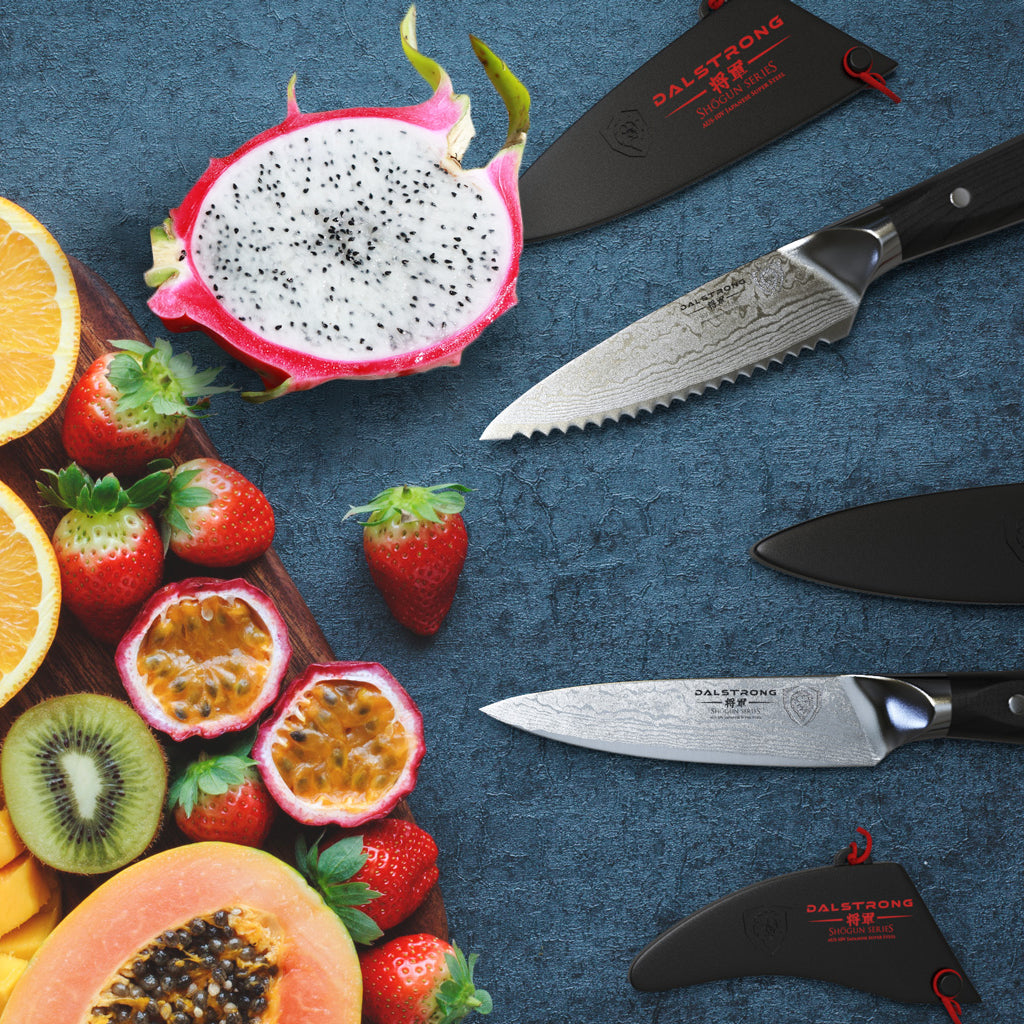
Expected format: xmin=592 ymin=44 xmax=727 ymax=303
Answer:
xmin=0 ymin=257 xmax=447 ymax=940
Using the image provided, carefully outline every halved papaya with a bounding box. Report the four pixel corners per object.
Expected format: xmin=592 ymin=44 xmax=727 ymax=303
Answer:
xmin=0 ymin=841 xmax=361 ymax=1023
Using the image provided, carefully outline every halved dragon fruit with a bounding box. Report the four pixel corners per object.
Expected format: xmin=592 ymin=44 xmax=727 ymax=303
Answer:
xmin=146 ymin=6 xmax=529 ymax=401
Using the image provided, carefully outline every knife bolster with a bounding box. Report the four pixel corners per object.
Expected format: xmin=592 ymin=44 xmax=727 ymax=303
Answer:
xmin=848 ymin=675 xmax=952 ymax=751
xmin=794 ymin=205 xmax=903 ymax=293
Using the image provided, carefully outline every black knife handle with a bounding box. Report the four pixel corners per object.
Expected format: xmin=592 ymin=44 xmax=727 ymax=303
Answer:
xmin=914 ymin=672 xmax=1024 ymax=744
xmin=878 ymin=133 xmax=1024 ymax=264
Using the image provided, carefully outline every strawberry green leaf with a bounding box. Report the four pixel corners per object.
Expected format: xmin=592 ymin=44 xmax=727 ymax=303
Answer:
xmin=38 ymin=463 xmax=170 ymax=516
xmin=110 ymin=338 xmax=153 ymax=357
xmin=168 ymin=752 xmax=257 ymax=816
xmin=327 ymin=900 xmax=383 ymax=945
xmin=435 ymin=946 xmax=492 ymax=1023
xmin=91 ymin=473 xmax=128 ymax=513
xmin=314 ymin=834 xmax=367 ymax=881
xmin=344 ymin=482 xmax=472 ymax=526
xmin=228 ymin=725 xmax=260 ymax=759
xmin=125 ymin=468 xmax=172 ymax=509
xmin=162 ymin=466 xmax=215 ymax=537
xmin=294 ymin=834 xmax=383 ymax=944
xmin=105 ymin=337 xmax=235 ymax=421
xmin=36 ymin=466 xmax=79 ymax=510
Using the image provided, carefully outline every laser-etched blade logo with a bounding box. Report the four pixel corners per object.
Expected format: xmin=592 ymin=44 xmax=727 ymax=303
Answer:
xmin=783 ymin=685 xmax=821 ymax=726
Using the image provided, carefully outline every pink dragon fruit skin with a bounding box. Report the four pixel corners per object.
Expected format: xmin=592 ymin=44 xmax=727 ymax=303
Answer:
xmin=146 ymin=6 xmax=529 ymax=401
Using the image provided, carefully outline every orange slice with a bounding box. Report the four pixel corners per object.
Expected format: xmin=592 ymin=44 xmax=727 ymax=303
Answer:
xmin=0 ymin=481 xmax=61 ymax=706
xmin=0 ymin=197 xmax=80 ymax=445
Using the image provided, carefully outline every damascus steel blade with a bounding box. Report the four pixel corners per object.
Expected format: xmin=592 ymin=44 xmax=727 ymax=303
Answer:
xmin=481 ymin=674 xmax=949 ymax=767
xmin=481 ymin=213 xmax=900 ymax=439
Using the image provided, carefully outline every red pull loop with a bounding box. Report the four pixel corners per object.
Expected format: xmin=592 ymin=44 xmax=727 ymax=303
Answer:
xmin=843 ymin=47 xmax=901 ymax=103
xmin=847 ymin=827 xmax=873 ymax=865
xmin=933 ymin=969 xmax=966 ymax=1024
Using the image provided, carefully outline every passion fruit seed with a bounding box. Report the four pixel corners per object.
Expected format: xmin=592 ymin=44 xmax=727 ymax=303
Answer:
xmin=137 ymin=595 xmax=272 ymax=728
xmin=270 ymin=680 xmax=412 ymax=810
xmin=89 ymin=908 xmax=278 ymax=1024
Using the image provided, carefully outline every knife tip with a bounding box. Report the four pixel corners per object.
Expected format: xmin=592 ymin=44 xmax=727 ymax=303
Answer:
xmin=479 ymin=416 xmax=550 ymax=441
xmin=478 ymin=421 xmax=512 ymax=441
xmin=479 ymin=701 xmax=504 ymax=722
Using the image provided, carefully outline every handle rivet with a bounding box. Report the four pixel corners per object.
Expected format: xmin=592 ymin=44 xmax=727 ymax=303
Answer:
xmin=1008 ymin=694 xmax=1024 ymax=716
xmin=950 ymin=187 xmax=972 ymax=208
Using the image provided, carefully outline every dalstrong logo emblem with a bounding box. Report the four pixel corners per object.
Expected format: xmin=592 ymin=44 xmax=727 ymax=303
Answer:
xmin=601 ymin=109 xmax=651 ymax=158
xmin=783 ymin=685 xmax=821 ymax=726
xmin=1003 ymin=513 xmax=1024 ymax=565
xmin=744 ymin=906 xmax=788 ymax=956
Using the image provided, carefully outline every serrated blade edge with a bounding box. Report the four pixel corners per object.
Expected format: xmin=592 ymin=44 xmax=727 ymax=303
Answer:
xmin=481 ymin=227 xmax=884 ymax=440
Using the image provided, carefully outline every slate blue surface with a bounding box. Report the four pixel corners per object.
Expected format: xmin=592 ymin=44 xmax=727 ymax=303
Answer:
xmin=2 ymin=0 xmax=1023 ymax=1020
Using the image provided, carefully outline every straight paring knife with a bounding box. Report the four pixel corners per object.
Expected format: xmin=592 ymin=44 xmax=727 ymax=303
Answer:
xmin=481 ymin=674 xmax=1024 ymax=767
xmin=482 ymin=132 xmax=1024 ymax=439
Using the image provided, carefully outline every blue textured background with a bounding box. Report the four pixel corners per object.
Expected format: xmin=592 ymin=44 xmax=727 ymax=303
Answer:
xmin=3 ymin=0 xmax=1023 ymax=1020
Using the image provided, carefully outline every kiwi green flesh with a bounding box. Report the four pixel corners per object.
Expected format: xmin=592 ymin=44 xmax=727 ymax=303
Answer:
xmin=1 ymin=694 xmax=167 ymax=874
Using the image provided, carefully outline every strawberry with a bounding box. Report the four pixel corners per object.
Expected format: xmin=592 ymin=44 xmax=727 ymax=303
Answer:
xmin=61 ymin=337 xmax=232 ymax=477
xmin=297 ymin=819 xmax=439 ymax=941
xmin=162 ymin=457 xmax=275 ymax=567
xmin=345 ymin=483 xmax=470 ymax=636
xmin=344 ymin=819 xmax=440 ymax=930
xmin=37 ymin=463 xmax=169 ymax=643
xmin=169 ymin=742 xmax=276 ymax=847
xmin=360 ymin=935 xmax=492 ymax=1024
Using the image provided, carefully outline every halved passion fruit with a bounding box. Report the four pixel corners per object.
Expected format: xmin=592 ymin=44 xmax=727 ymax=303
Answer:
xmin=115 ymin=577 xmax=291 ymax=741
xmin=253 ymin=662 xmax=424 ymax=826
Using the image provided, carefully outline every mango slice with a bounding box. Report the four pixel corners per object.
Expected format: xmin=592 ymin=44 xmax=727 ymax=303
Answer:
xmin=0 ymin=809 xmax=25 ymax=870
xmin=0 ymin=889 xmax=61 ymax=959
xmin=0 ymin=853 xmax=53 ymax=935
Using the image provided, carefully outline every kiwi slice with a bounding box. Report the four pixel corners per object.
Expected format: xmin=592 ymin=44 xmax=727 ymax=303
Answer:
xmin=1 ymin=694 xmax=167 ymax=874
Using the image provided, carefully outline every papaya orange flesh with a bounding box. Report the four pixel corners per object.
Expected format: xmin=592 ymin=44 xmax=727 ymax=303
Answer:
xmin=0 ymin=842 xmax=361 ymax=1024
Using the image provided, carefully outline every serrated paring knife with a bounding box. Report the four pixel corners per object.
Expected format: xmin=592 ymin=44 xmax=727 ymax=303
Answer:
xmin=482 ymin=132 xmax=1024 ymax=439
xmin=480 ymin=674 xmax=1024 ymax=767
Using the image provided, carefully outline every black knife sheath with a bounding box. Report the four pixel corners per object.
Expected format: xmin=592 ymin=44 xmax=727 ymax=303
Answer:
xmin=521 ymin=0 xmax=897 ymax=241
xmin=752 ymin=483 xmax=1024 ymax=604
xmin=630 ymin=858 xmax=978 ymax=1006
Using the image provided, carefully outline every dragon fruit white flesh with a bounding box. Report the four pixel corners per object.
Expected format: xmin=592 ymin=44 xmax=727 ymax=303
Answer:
xmin=145 ymin=6 xmax=529 ymax=400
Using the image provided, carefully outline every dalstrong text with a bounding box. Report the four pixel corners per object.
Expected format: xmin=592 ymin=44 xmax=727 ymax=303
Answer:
xmin=652 ymin=15 xmax=785 ymax=106
xmin=694 ymin=688 xmax=777 ymax=697
xmin=807 ymin=899 xmax=914 ymax=914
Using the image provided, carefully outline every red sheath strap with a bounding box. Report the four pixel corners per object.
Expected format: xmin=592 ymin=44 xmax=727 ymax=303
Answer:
xmin=843 ymin=46 xmax=902 ymax=103
xmin=846 ymin=827 xmax=873 ymax=865
xmin=933 ymin=969 xmax=966 ymax=1023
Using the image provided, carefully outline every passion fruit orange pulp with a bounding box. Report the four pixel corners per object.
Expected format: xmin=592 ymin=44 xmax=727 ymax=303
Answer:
xmin=254 ymin=662 xmax=425 ymax=827
xmin=115 ymin=577 xmax=291 ymax=740
xmin=0 ymin=842 xmax=361 ymax=1023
